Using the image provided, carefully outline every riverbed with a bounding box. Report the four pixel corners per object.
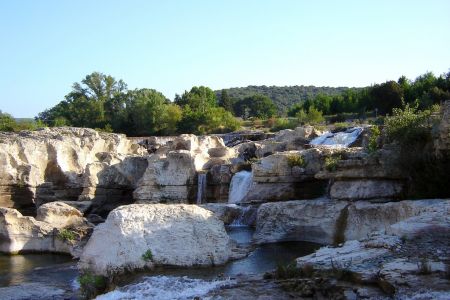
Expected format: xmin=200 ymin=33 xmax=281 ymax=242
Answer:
xmin=0 ymin=227 xmax=320 ymax=300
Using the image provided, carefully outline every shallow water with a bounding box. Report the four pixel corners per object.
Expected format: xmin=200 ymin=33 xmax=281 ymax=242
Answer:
xmin=0 ymin=227 xmax=321 ymax=300
xmin=100 ymin=227 xmax=321 ymax=300
xmin=0 ymin=253 xmax=79 ymax=299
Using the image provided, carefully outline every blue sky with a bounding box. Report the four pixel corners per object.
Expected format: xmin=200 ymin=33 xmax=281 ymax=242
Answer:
xmin=1 ymin=1 xmax=449 ymax=118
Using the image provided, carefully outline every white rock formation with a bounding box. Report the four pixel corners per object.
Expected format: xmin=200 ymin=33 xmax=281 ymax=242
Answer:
xmin=254 ymin=198 xmax=450 ymax=245
xmin=0 ymin=127 xmax=144 ymax=214
xmin=78 ymin=204 xmax=232 ymax=276
xmin=253 ymin=199 xmax=349 ymax=244
xmin=0 ymin=202 xmax=91 ymax=255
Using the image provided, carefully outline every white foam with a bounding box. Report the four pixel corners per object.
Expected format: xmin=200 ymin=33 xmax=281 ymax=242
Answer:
xmin=310 ymin=127 xmax=363 ymax=147
xmin=95 ymin=276 xmax=233 ymax=300
xmin=228 ymin=171 xmax=253 ymax=204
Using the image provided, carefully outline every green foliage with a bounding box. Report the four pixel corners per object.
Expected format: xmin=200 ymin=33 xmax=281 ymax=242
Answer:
xmin=295 ymin=107 xmax=325 ymax=125
xmin=0 ymin=112 xmax=18 ymax=131
xmin=325 ymin=155 xmax=341 ymax=172
xmin=142 ymin=249 xmax=153 ymax=261
xmin=78 ymin=273 xmax=107 ymax=299
xmin=57 ymin=228 xmax=77 ymax=242
xmin=220 ymin=85 xmax=349 ymax=115
xmin=269 ymin=118 xmax=298 ymax=131
xmin=218 ymin=90 xmax=235 ymax=113
xmin=367 ymin=125 xmax=381 ymax=153
xmin=333 ymin=122 xmax=351 ymax=130
xmin=286 ymin=154 xmax=306 ymax=168
xmin=384 ymin=103 xmax=439 ymax=146
xmin=175 ymin=86 xmax=217 ymax=112
xmin=233 ymin=94 xmax=277 ymax=119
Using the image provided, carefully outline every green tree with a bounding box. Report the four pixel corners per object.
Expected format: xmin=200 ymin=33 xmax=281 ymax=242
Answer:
xmin=175 ymin=86 xmax=217 ymax=113
xmin=234 ymin=94 xmax=276 ymax=119
xmin=124 ymin=89 xmax=172 ymax=136
xmin=218 ymin=90 xmax=234 ymax=113
xmin=369 ymin=81 xmax=404 ymax=115
xmin=0 ymin=111 xmax=17 ymax=131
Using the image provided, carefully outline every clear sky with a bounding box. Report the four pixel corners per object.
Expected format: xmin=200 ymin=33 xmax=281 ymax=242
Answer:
xmin=1 ymin=0 xmax=449 ymax=118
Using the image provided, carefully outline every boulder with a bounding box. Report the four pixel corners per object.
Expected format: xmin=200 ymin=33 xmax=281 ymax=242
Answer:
xmin=0 ymin=204 xmax=91 ymax=255
xmin=253 ymin=199 xmax=349 ymax=244
xmin=35 ymin=201 xmax=88 ymax=228
xmin=78 ymin=204 xmax=232 ymax=276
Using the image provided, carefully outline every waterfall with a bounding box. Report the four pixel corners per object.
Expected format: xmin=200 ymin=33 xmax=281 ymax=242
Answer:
xmin=228 ymin=171 xmax=253 ymax=204
xmin=197 ymin=173 xmax=207 ymax=204
xmin=229 ymin=205 xmax=257 ymax=227
xmin=310 ymin=127 xmax=363 ymax=147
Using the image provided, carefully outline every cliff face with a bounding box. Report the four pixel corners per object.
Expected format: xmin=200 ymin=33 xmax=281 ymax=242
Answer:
xmin=0 ymin=127 xmax=144 ymax=216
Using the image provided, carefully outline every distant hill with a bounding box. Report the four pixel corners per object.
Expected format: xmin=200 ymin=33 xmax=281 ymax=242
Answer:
xmin=215 ymin=85 xmax=354 ymax=114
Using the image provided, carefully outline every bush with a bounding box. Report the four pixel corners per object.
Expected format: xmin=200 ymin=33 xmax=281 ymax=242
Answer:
xmin=296 ymin=107 xmax=325 ymax=125
xmin=269 ymin=118 xmax=298 ymax=132
xmin=142 ymin=249 xmax=153 ymax=262
xmin=286 ymin=154 xmax=306 ymax=168
xmin=367 ymin=125 xmax=380 ymax=153
xmin=325 ymin=155 xmax=341 ymax=172
xmin=333 ymin=122 xmax=351 ymax=130
xmin=57 ymin=228 xmax=77 ymax=242
xmin=384 ymin=103 xmax=439 ymax=146
xmin=78 ymin=273 xmax=107 ymax=299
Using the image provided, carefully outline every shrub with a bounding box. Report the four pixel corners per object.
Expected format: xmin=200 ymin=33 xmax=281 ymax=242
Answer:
xmin=384 ymin=103 xmax=439 ymax=146
xmin=142 ymin=249 xmax=153 ymax=262
xmin=57 ymin=228 xmax=77 ymax=242
xmin=78 ymin=273 xmax=107 ymax=299
xmin=367 ymin=125 xmax=380 ymax=153
xmin=270 ymin=118 xmax=298 ymax=132
xmin=333 ymin=122 xmax=351 ymax=130
xmin=325 ymin=155 xmax=341 ymax=172
xmin=286 ymin=154 xmax=306 ymax=168
xmin=274 ymin=262 xmax=315 ymax=279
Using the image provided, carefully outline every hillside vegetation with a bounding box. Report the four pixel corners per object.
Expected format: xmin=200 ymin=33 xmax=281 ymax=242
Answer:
xmin=215 ymin=85 xmax=350 ymax=114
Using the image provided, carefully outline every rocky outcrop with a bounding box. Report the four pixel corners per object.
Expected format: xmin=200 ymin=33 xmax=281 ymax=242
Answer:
xmin=316 ymin=146 xmax=407 ymax=201
xmin=243 ymin=149 xmax=327 ymax=202
xmin=0 ymin=202 xmax=91 ymax=255
xmin=78 ymin=204 xmax=232 ymax=276
xmin=253 ymin=199 xmax=348 ymax=244
xmin=254 ymin=198 xmax=450 ymax=245
xmin=132 ymin=135 xmax=235 ymax=204
xmin=296 ymin=201 xmax=450 ymax=298
xmin=0 ymin=127 xmax=144 ymax=216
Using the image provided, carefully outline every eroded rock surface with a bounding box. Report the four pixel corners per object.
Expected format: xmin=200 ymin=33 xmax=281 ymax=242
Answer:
xmin=79 ymin=204 xmax=232 ymax=276
xmin=0 ymin=202 xmax=91 ymax=255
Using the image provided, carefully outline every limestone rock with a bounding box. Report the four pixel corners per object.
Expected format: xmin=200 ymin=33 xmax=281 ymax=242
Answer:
xmin=35 ymin=201 xmax=87 ymax=228
xmin=330 ymin=179 xmax=404 ymax=201
xmin=253 ymin=199 xmax=349 ymax=244
xmin=0 ymin=205 xmax=91 ymax=255
xmin=133 ymin=151 xmax=197 ymax=203
xmin=78 ymin=204 xmax=232 ymax=276
xmin=0 ymin=127 xmax=145 ymax=215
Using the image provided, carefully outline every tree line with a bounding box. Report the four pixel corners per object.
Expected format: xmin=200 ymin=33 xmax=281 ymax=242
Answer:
xmin=287 ymin=71 xmax=450 ymax=121
xmin=1 ymin=70 xmax=449 ymax=135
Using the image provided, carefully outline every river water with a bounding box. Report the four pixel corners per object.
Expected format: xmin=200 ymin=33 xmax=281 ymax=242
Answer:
xmin=0 ymin=227 xmax=320 ymax=300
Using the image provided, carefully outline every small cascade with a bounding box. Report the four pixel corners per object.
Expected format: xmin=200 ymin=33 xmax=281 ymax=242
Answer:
xmin=196 ymin=173 xmax=207 ymax=204
xmin=310 ymin=127 xmax=363 ymax=147
xmin=228 ymin=171 xmax=253 ymax=204
xmin=229 ymin=205 xmax=257 ymax=227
